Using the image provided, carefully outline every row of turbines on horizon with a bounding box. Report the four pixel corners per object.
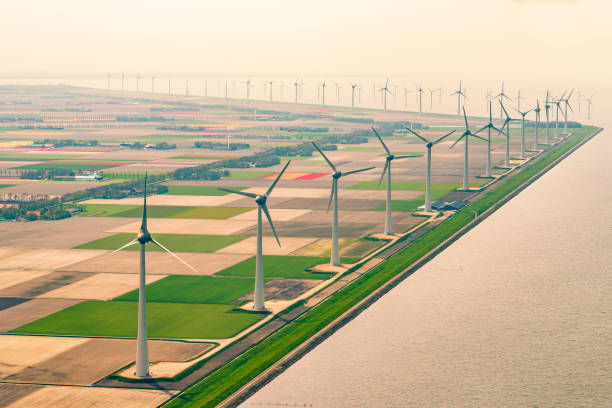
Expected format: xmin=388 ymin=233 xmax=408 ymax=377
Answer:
xmin=105 ymin=74 xmax=595 ymax=120
xmin=112 ymin=84 xmax=576 ymax=376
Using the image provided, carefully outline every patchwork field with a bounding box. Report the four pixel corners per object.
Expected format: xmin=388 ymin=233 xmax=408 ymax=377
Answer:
xmin=81 ymin=204 xmax=251 ymax=219
xmin=214 ymin=255 xmax=341 ymax=280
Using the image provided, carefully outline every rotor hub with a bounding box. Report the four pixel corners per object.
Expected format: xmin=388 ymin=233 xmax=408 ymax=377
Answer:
xmin=137 ymin=229 xmax=152 ymax=244
xmin=255 ymin=195 xmax=267 ymax=205
xmin=387 ymin=155 xmax=394 ymax=161
xmin=333 ymin=171 xmax=342 ymax=179
xmin=427 ymin=142 xmax=433 ymax=148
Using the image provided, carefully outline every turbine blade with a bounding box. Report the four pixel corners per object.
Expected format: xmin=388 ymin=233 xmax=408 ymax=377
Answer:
xmin=141 ymin=173 xmax=148 ymax=231
xmin=371 ymin=127 xmax=391 ymax=155
xmin=343 ymin=166 xmax=375 ymax=176
xmin=474 ymin=124 xmax=489 ymax=135
xmin=151 ymin=238 xmax=199 ymax=274
xmin=433 ymin=130 xmax=456 ymax=145
xmin=218 ymin=188 xmax=258 ymax=199
xmin=378 ymin=161 xmax=389 ymax=186
xmin=261 ymin=204 xmax=281 ymax=247
xmin=110 ymin=238 xmax=139 ymax=255
xmin=265 ymin=160 xmax=291 ymax=197
xmin=405 ymin=127 xmax=430 ymax=144
xmin=470 ymin=133 xmax=488 ymax=142
xmin=499 ymin=100 xmax=510 ymax=118
xmin=449 ymin=134 xmax=466 ymax=149
xmin=566 ymin=101 xmax=574 ymax=113
xmin=393 ymin=154 xmax=421 ymax=159
xmin=311 ymin=142 xmax=337 ymax=172
xmin=327 ymin=179 xmax=335 ymax=212
xmin=462 ymin=107 xmax=469 ymax=129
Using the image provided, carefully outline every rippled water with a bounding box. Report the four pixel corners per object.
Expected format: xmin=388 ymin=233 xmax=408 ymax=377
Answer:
xmin=240 ymin=129 xmax=612 ymax=407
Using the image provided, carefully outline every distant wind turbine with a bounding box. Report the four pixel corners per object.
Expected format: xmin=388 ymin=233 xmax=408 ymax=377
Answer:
xmin=474 ymin=100 xmax=501 ymax=177
xmin=562 ymin=89 xmax=574 ymax=133
xmin=450 ymin=107 xmax=487 ymax=191
xmin=450 ymin=80 xmax=467 ymax=118
xmin=515 ymin=89 xmax=524 ymax=111
xmin=350 ymin=83 xmax=358 ymax=108
xmin=416 ymin=85 xmax=424 ymax=116
xmin=219 ymin=162 xmax=291 ymax=311
xmin=405 ymin=128 xmax=456 ymax=211
xmin=533 ymin=100 xmax=541 ymax=150
xmin=312 ymin=143 xmax=374 ymax=265
xmin=321 ymin=81 xmax=326 ymax=105
xmin=168 ymin=78 xmax=171 ymax=95
xmin=585 ymin=95 xmax=593 ymax=120
xmin=514 ymin=106 xmax=534 ymax=158
xmin=497 ymin=101 xmax=517 ymax=167
xmin=378 ymin=78 xmax=392 ymax=112
xmin=495 ymin=81 xmax=511 ymax=120
xmin=294 ymin=79 xmax=300 ymax=103
xmin=551 ymin=90 xmax=566 ymax=139
xmin=544 ymin=90 xmax=551 ymax=144
xmin=245 ymin=80 xmax=252 ymax=100
xmin=110 ymin=174 xmax=198 ymax=377
xmin=372 ymin=127 xmax=419 ymax=235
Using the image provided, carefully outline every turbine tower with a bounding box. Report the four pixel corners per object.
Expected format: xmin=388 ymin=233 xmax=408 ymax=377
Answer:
xmin=562 ymin=89 xmax=574 ymax=133
xmin=533 ymin=100 xmax=541 ymax=150
xmin=416 ymin=85 xmax=424 ymax=116
xmin=552 ymin=90 xmax=566 ymax=139
xmin=474 ymin=100 xmax=501 ymax=177
xmin=405 ymin=128 xmax=456 ymax=211
xmin=378 ymin=78 xmax=392 ymax=112
xmin=450 ymin=80 xmax=467 ymax=118
xmin=219 ymin=161 xmax=291 ymax=311
xmin=450 ymin=107 xmax=487 ymax=191
xmin=372 ymin=127 xmax=419 ymax=235
xmin=585 ymin=95 xmax=593 ymax=120
xmin=268 ymin=80 xmax=274 ymax=102
xmin=245 ymin=80 xmax=252 ymax=100
xmin=321 ymin=81 xmax=326 ymax=105
xmin=544 ymin=90 xmax=551 ymax=144
xmin=334 ymin=82 xmax=342 ymax=103
xmin=110 ymin=174 xmax=198 ymax=377
xmin=312 ymin=143 xmax=374 ymax=266
xmin=514 ymin=106 xmax=534 ymax=158
xmin=497 ymin=101 xmax=517 ymax=167
xmin=294 ymin=79 xmax=300 ymax=103
xmin=403 ymin=87 xmax=412 ymax=108
xmin=136 ymin=73 xmax=140 ymax=92
xmin=204 ymin=79 xmax=208 ymax=97
xmin=350 ymin=83 xmax=358 ymax=108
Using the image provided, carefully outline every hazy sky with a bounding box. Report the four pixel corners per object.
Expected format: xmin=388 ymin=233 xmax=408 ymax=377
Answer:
xmin=2 ymin=0 xmax=610 ymax=80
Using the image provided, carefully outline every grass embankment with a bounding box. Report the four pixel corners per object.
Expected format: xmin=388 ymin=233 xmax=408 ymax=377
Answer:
xmin=74 ymin=233 xmax=248 ymax=253
xmin=12 ymin=301 xmax=263 ymax=339
xmin=163 ymin=186 xmax=246 ymax=196
xmin=214 ymin=256 xmax=340 ymax=280
xmin=80 ymin=204 xmax=251 ymax=219
xmin=163 ymin=128 xmax=596 ymax=407
xmin=115 ymin=275 xmax=256 ymax=305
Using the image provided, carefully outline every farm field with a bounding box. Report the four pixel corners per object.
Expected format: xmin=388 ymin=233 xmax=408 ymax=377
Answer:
xmin=80 ymin=204 xmax=251 ymax=219
xmin=214 ymin=255 xmax=345 ymax=280
xmin=12 ymin=301 xmax=264 ymax=339
xmin=163 ymin=185 xmax=245 ymax=196
xmin=74 ymin=232 xmax=249 ymax=253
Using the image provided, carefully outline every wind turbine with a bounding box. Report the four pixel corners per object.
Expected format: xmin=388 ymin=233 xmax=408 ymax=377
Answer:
xmin=450 ymin=80 xmax=467 ymax=118
xmin=497 ymin=101 xmax=517 ymax=167
xmin=515 ymin=89 xmax=524 ymax=111
xmin=245 ymin=80 xmax=252 ymax=100
xmin=416 ymin=85 xmax=424 ymax=116
xmin=312 ymin=143 xmax=374 ymax=265
xmin=371 ymin=127 xmax=419 ymax=235
xmin=428 ymin=88 xmax=438 ymax=109
xmin=514 ymin=106 xmax=534 ymax=158
xmin=280 ymin=82 xmax=286 ymax=99
xmin=378 ymin=78 xmax=392 ymax=112
xmin=110 ymin=174 xmax=198 ymax=377
xmin=294 ymin=79 xmax=300 ymax=103
xmin=450 ymin=107 xmax=487 ymax=190
xmin=474 ymin=100 xmax=501 ymax=177
xmin=219 ymin=161 xmax=291 ymax=311
xmin=350 ymin=83 xmax=358 ymax=108
xmin=495 ymin=81 xmax=511 ymax=120
xmin=533 ymin=100 xmax=541 ymax=150
xmin=544 ymin=90 xmax=551 ymax=144
xmin=405 ymin=128 xmax=456 ymax=212
xmin=136 ymin=73 xmax=140 ymax=92
xmin=321 ymin=81 xmax=326 ymax=105
xmin=225 ymin=81 xmax=228 ymax=99
xmin=585 ymin=95 xmax=593 ymax=120
xmin=552 ymin=90 xmax=567 ymax=139
xmin=562 ymin=89 xmax=574 ymax=133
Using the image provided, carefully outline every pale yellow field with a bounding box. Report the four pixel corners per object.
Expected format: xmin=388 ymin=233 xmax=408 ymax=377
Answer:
xmin=0 ymin=270 xmax=50 ymax=291
xmin=0 ymin=249 xmax=106 ymax=270
xmin=6 ymin=385 xmax=173 ymax=408
xmin=216 ymin=236 xmax=318 ymax=256
xmin=241 ymin=187 xmax=419 ymax=200
xmin=0 ymin=299 xmax=80 ymax=332
xmin=107 ymin=218 xmax=255 ymax=235
xmin=38 ymin=273 xmax=167 ymax=300
xmin=230 ymin=208 xmax=312 ymax=222
xmin=83 ymin=194 xmax=240 ymax=207
xmin=0 ymin=335 xmax=87 ymax=378
xmin=62 ymin=252 xmax=251 ymax=275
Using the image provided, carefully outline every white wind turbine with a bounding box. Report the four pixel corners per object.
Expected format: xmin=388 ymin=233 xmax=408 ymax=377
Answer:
xmin=321 ymin=81 xmax=326 ymax=105
xmin=450 ymin=80 xmax=467 ymax=118
xmin=312 ymin=143 xmax=374 ymax=265
xmin=495 ymin=81 xmax=511 ymax=120
xmin=551 ymin=90 xmax=567 ymax=139
xmin=372 ymin=127 xmax=420 ymax=235
xmin=544 ymin=90 xmax=552 ymax=144
xmin=294 ymin=79 xmax=300 ymax=103
xmin=268 ymin=80 xmax=274 ymax=102
xmin=450 ymin=107 xmax=487 ymax=191
xmin=350 ymin=83 xmax=358 ymax=108
xmin=533 ymin=100 xmax=541 ymax=150
xmin=562 ymin=89 xmax=574 ymax=133
xmin=219 ymin=161 xmax=291 ymax=311
xmin=405 ymin=128 xmax=456 ymax=212
xmin=514 ymin=106 xmax=534 ymax=158
xmin=416 ymin=85 xmax=424 ymax=116
xmin=245 ymin=80 xmax=252 ymax=100
xmin=111 ymin=174 xmax=198 ymax=377
xmin=378 ymin=78 xmax=392 ymax=112
xmin=515 ymin=89 xmax=524 ymax=111
xmin=496 ymin=100 xmax=517 ymax=167
xmin=474 ymin=100 xmax=502 ymax=178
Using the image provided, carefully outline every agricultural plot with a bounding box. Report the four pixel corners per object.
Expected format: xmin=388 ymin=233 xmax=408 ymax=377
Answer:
xmin=16 ymin=163 xmax=122 ymax=171
xmin=13 ymin=301 xmax=265 ymax=339
xmin=81 ymin=204 xmax=251 ymax=219
xmin=226 ymin=171 xmax=273 ymax=179
xmin=163 ymin=185 xmax=245 ymax=196
xmin=294 ymin=238 xmax=386 ymax=258
xmin=115 ymin=275 xmax=255 ymax=304
xmin=74 ymin=232 xmax=248 ymax=253
xmin=216 ymin=236 xmax=318 ymax=256
xmin=83 ymin=194 xmax=241 ymax=207
xmin=215 ymin=255 xmax=340 ymax=280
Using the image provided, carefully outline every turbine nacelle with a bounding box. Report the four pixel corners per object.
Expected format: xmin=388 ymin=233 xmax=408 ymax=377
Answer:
xmin=255 ymin=195 xmax=267 ymax=206
xmin=137 ymin=229 xmax=152 ymax=244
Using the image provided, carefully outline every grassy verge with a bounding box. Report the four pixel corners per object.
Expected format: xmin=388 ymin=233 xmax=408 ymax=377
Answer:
xmin=163 ymin=128 xmax=597 ymax=407
xmin=214 ymin=256 xmax=341 ymax=280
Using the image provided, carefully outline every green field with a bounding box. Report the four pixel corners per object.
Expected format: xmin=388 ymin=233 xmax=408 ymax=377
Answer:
xmin=74 ymin=232 xmax=248 ymax=253
xmin=12 ymin=301 xmax=263 ymax=339
xmin=226 ymin=171 xmax=273 ymax=179
xmin=162 ymin=128 xmax=600 ymax=408
xmin=0 ymin=184 xmax=15 ymax=189
xmin=16 ymin=163 xmax=120 ymax=171
xmin=215 ymin=255 xmax=342 ymax=280
xmin=170 ymin=156 xmax=233 ymax=161
xmin=0 ymin=154 xmax=84 ymax=161
xmin=80 ymin=204 xmax=251 ymax=219
xmin=163 ymin=185 xmax=246 ymax=196
xmin=115 ymin=275 xmax=256 ymax=304
xmin=374 ymin=199 xmax=424 ymax=212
